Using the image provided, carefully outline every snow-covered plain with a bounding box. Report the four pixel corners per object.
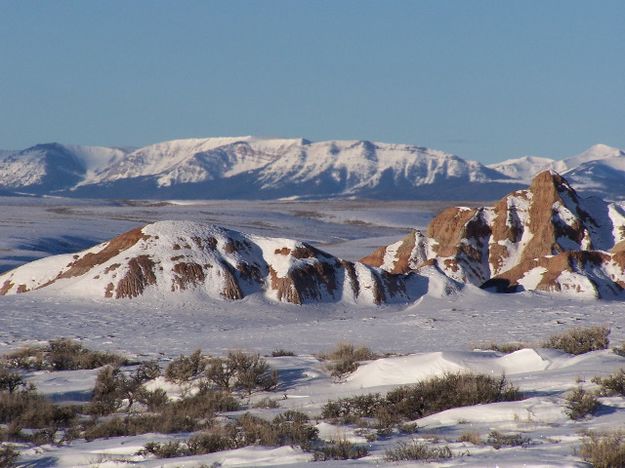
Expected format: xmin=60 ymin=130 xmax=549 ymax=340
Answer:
xmin=1 ymin=196 xmax=625 ymax=467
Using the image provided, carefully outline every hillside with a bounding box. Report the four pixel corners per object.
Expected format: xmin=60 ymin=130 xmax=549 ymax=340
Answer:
xmin=0 ymin=220 xmax=458 ymax=304
xmin=361 ymin=170 xmax=625 ymax=298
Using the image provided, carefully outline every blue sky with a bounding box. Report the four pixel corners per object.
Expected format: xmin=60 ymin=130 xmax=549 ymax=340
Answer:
xmin=0 ymin=1 xmax=623 ymax=163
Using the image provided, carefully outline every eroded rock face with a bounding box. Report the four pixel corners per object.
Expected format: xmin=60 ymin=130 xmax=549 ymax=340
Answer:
xmin=361 ymin=171 xmax=625 ymax=298
xmin=0 ymin=221 xmax=438 ymax=305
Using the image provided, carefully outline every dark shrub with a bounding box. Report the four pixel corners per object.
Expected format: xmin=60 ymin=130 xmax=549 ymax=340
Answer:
xmin=227 ymin=351 xmax=278 ymax=394
xmin=580 ymin=431 xmax=625 ymax=468
xmin=137 ymin=388 xmax=169 ymax=412
xmin=313 ymin=439 xmax=369 ymax=461
xmin=133 ymin=361 xmax=161 ymax=382
xmin=0 ymin=368 xmax=24 ymax=394
xmin=543 ymin=326 xmax=610 ymax=355
xmin=486 ymin=431 xmax=531 ymax=449
xmin=321 ymin=393 xmax=384 ymax=419
xmin=0 ymin=388 xmax=77 ymax=431
xmin=384 ymin=439 xmax=452 ymax=461
xmin=2 ymin=339 xmax=126 ymax=371
xmin=167 ymin=388 xmax=239 ymax=421
xmin=321 ymin=373 xmax=520 ymax=423
xmin=187 ymin=430 xmax=236 ymax=454
xmin=564 ymin=386 xmax=598 ymax=420
xmin=319 ymin=343 xmax=378 ymax=380
xmin=272 ymin=410 xmax=319 ymax=450
xmin=142 ymin=440 xmax=187 ymax=458
xmin=592 ymin=369 xmax=625 ymax=397
xmin=271 ymin=349 xmax=296 ymax=357
xmin=238 ymin=413 xmax=278 ymax=446
xmin=385 ymin=373 xmax=520 ymax=419
xmin=205 ymin=356 xmax=236 ymax=389
xmin=0 ymin=444 xmax=19 ymax=467
xmin=164 ymin=349 xmax=206 ymax=383
xmin=476 ymin=342 xmax=526 ymax=354
xmin=89 ymin=366 xmax=127 ymax=415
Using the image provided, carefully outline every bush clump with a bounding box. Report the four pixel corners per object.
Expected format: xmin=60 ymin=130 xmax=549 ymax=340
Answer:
xmin=458 ymin=431 xmax=482 ymax=445
xmin=580 ymin=431 xmax=625 ymax=468
xmin=384 ymin=439 xmax=452 ymax=461
xmin=164 ymin=349 xmax=207 ymax=383
xmin=271 ymin=349 xmax=296 ymax=357
xmin=319 ymin=343 xmax=378 ymax=380
xmin=592 ymin=369 xmax=625 ymax=397
xmin=90 ymin=362 xmax=162 ymax=415
xmin=312 ymin=438 xmax=369 ymax=461
xmin=0 ymin=367 xmax=25 ymax=394
xmin=486 ymin=431 xmax=531 ymax=449
xmin=0 ymin=385 xmax=77 ymax=431
xmin=2 ymin=339 xmax=127 ymax=371
xmin=542 ymin=326 xmax=610 ymax=355
xmin=237 ymin=411 xmax=319 ymax=450
xmin=0 ymin=444 xmax=19 ymax=467
xmin=564 ymin=386 xmax=599 ymax=420
xmin=140 ymin=410 xmax=319 ymax=459
xmin=476 ymin=341 xmax=526 ymax=354
xmin=322 ymin=373 xmax=520 ymax=424
xmin=165 ymin=350 xmax=278 ymax=394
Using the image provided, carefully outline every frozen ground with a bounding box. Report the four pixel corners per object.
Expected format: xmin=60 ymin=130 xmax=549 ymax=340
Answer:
xmin=1 ymin=196 xmax=624 ymax=467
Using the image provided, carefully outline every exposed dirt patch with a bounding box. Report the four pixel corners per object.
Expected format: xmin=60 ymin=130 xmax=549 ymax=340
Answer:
xmin=427 ymin=207 xmax=477 ymax=257
xmin=104 ymin=263 xmax=121 ymax=274
xmin=0 ymin=280 xmax=13 ymax=295
xmin=115 ymin=255 xmax=157 ymax=299
xmin=269 ymin=259 xmax=338 ymax=304
xmin=172 ymin=262 xmax=206 ymax=291
xmin=236 ymin=262 xmax=264 ymax=284
xmin=389 ymin=232 xmax=417 ymax=274
xmin=359 ymin=245 xmax=386 ymax=268
xmin=58 ymin=226 xmax=150 ymax=280
xmin=220 ymin=262 xmax=244 ymax=300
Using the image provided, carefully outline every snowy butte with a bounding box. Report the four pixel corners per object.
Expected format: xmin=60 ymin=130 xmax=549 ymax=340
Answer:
xmin=0 ymin=221 xmax=456 ymax=304
xmin=361 ymin=170 xmax=625 ymax=298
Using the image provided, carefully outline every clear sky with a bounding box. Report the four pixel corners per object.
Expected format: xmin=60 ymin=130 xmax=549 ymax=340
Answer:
xmin=1 ymin=0 xmax=623 ymax=163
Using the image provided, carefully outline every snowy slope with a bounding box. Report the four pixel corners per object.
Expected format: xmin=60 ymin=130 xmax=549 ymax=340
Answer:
xmin=0 ymin=143 xmax=127 ymax=193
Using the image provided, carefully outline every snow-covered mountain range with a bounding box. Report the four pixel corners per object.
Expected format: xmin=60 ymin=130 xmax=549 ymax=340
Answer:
xmin=0 ymin=138 xmax=623 ymax=200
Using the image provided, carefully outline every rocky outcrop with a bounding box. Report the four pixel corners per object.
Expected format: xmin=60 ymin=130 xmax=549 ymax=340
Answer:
xmin=361 ymin=171 xmax=625 ymax=298
xmin=0 ymin=221 xmax=454 ymax=305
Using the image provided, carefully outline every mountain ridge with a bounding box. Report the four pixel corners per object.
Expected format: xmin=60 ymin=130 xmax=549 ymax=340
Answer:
xmin=0 ymin=137 xmax=623 ymax=200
